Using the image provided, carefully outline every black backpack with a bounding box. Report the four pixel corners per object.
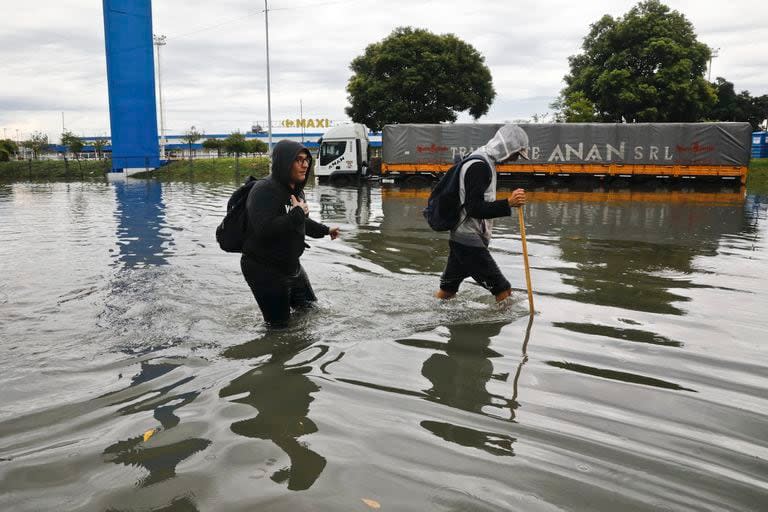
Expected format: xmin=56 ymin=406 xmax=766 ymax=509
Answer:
xmin=423 ymin=155 xmax=485 ymax=231
xmin=216 ymin=176 xmax=259 ymax=252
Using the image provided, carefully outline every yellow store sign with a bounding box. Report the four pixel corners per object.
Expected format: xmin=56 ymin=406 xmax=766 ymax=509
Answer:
xmin=280 ymin=118 xmax=332 ymax=129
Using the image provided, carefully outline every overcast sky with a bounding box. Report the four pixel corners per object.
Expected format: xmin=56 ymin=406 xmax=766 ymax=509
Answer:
xmin=2 ymin=0 xmax=767 ymax=141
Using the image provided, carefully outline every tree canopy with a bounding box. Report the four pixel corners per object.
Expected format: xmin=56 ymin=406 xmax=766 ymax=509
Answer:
xmin=245 ymin=139 xmax=268 ymax=155
xmin=346 ymin=27 xmax=495 ymax=130
xmin=202 ymin=138 xmax=223 ymax=157
xmin=21 ymin=132 xmax=50 ymax=160
xmin=553 ymin=0 xmax=715 ymax=123
xmin=182 ymin=126 xmax=203 ymax=158
xmin=61 ymin=131 xmax=84 ymax=157
xmin=224 ymin=132 xmax=247 ymax=157
xmin=708 ymin=77 xmax=768 ymax=130
xmin=0 ymin=139 xmax=19 ymax=162
xmin=92 ymin=138 xmax=108 ymax=160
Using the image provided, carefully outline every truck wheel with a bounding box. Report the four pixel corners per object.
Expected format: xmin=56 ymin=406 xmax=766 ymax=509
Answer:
xmin=330 ymin=174 xmax=351 ymax=186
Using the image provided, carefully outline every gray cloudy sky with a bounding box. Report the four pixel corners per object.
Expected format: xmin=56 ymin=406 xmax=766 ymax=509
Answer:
xmin=2 ymin=0 xmax=766 ymax=141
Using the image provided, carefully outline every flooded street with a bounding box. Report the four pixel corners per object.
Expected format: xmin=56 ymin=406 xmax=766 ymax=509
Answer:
xmin=0 ymin=177 xmax=766 ymax=511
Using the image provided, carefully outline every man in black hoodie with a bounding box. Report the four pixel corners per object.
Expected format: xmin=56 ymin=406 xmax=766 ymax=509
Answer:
xmin=241 ymin=140 xmax=339 ymax=326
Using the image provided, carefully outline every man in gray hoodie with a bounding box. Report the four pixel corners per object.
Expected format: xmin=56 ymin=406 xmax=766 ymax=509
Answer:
xmin=435 ymin=124 xmax=529 ymax=302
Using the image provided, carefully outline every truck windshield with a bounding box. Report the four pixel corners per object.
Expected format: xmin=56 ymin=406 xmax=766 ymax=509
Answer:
xmin=320 ymin=141 xmax=347 ymax=166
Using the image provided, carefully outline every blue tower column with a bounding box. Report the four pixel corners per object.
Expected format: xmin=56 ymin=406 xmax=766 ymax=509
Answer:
xmin=102 ymin=0 xmax=161 ymax=172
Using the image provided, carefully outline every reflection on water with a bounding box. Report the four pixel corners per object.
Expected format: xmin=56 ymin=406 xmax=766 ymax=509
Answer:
xmin=112 ymin=178 xmax=173 ymax=268
xmin=397 ymin=317 xmax=533 ymax=459
xmin=520 ymin=187 xmax=752 ymax=316
xmin=221 ymin=338 xmax=327 ymax=491
xmin=1 ymin=179 xmax=767 ymax=511
xmin=103 ymin=360 xmax=210 ymax=488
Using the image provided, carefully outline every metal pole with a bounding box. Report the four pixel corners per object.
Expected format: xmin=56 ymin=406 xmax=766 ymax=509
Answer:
xmin=154 ymin=34 xmax=167 ymax=160
xmin=264 ymin=0 xmax=273 ymax=153
xmin=708 ymin=47 xmax=720 ymax=82
xmin=300 ymin=99 xmax=304 ymax=143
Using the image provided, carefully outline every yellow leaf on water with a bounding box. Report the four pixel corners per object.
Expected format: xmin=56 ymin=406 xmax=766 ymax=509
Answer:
xmin=143 ymin=429 xmax=156 ymax=442
xmin=361 ymin=498 xmax=381 ymax=509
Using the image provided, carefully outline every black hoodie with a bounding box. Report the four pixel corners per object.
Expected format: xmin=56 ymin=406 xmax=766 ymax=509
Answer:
xmin=242 ymin=140 xmax=330 ymax=274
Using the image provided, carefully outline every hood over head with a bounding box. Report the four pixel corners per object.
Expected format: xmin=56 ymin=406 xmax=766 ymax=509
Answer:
xmin=270 ymin=139 xmax=313 ymax=188
xmin=482 ymin=124 xmax=530 ymax=162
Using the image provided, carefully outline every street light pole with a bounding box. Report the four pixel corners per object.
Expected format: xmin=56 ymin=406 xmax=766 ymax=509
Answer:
xmin=154 ymin=34 xmax=168 ymax=160
xmin=708 ymin=47 xmax=720 ymax=82
xmin=264 ymin=0 xmax=273 ymax=154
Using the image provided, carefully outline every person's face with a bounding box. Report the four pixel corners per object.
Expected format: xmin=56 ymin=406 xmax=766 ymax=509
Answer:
xmin=290 ymin=151 xmax=311 ymax=184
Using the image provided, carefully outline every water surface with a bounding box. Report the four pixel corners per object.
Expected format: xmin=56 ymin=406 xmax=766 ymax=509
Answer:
xmin=0 ymin=177 xmax=766 ymax=511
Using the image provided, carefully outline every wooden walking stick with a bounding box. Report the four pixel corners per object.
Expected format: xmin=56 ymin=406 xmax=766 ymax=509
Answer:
xmin=518 ymin=207 xmax=534 ymax=316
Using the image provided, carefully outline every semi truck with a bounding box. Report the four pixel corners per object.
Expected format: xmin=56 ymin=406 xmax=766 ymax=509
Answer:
xmin=317 ymin=122 xmax=753 ymax=185
xmin=315 ymin=124 xmax=370 ymax=181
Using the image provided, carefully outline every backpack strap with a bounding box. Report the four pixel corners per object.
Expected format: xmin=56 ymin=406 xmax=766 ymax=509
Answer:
xmin=455 ymin=155 xmax=490 ymax=227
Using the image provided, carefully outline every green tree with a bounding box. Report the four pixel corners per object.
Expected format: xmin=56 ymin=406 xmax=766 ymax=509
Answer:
xmin=93 ymin=138 xmax=108 ymax=160
xmin=0 ymin=139 xmax=19 ymax=161
xmin=22 ymin=131 xmax=50 ymax=160
xmin=224 ymin=131 xmax=248 ymax=168
xmin=708 ymin=78 xmax=768 ymax=130
xmin=61 ymin=131 xmax=84 ymax=159
xmin=345 ymin=27 xmax=496 ymax=130
xmin=181 ymin=126 xmax=203 ymax=159
xmin=708 ymin=77 xmax=741 ymax=121
xmin=202 ymin=138 xmax=223 ymax=157
xmin=245 ymin=139 xmax=268 ymax=155
xmin=554 ymin=0 xmax=715 ymax=123
xmin=551 ymin=91 xmax=597 ymax=122
xmin=736 ymin=92 xmax=768 ymax=131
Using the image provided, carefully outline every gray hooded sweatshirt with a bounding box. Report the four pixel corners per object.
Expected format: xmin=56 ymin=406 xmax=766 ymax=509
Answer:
xmin=451 ymin=125 xmax=529 ymax=247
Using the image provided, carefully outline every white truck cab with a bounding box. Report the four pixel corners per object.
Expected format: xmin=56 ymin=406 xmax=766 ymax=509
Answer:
xmin=315 ymin=123 xmax=369 ymax=181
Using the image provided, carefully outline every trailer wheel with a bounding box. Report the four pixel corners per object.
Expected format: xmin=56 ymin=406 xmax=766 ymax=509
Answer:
xmin=608 ymin=176 xmax=631 ymax=189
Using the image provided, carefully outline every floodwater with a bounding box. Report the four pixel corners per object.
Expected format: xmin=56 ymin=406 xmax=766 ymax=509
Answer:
xmin=0 ymin=176 xmax=766 ymax=511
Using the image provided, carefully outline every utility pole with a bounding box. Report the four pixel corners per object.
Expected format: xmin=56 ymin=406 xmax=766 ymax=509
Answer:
xmin=300 ymin=99 xmax=304 ymax=143
xmin=61 ymin=112 xmax=65 ymax=133
xmin=708 ymin=47 xmax=720 ymax=82
xmin=264 ymin=0 xmax=273 ymax=154
xmin=154 ymin=34 xmax=168 ymax=160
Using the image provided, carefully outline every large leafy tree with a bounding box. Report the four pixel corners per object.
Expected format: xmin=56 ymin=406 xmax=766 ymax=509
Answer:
xmin=346 ymin=27 xmax=495 ymax=130
xmin=554 ymin=0 xmax=715 ymax=123
xmin=708 ymin=78 xmax=741 ymax=121
xmin=708 ymin=78 xmax=768 ymax=130
xmin=745 ymin=95 xmax=768 ymax=131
